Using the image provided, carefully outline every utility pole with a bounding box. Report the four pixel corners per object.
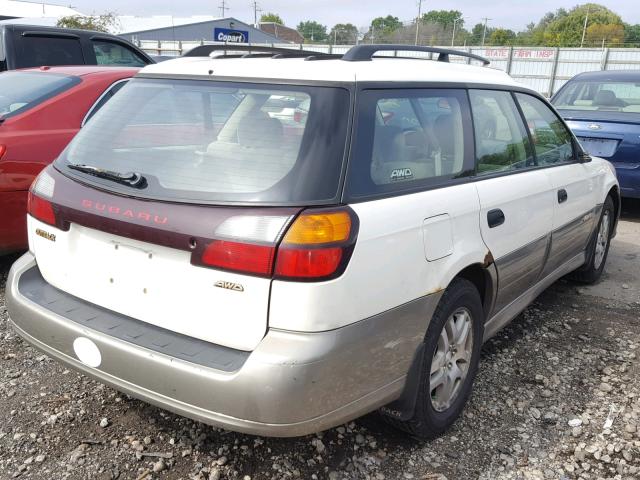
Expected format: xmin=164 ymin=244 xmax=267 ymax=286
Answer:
xmin=481 ymin=17 xmax=491 ymax=46
xmin=251 ymin=1 xmax=261 ymax=27
xmin=451 ymin=17 xmax=463 ymax=47
xmin=219 ymin=0 xmax=229 ymax=17
xmin=580 ymin=5 xmax=590 ymax=48
xmin=415 ymin=0 xmax=424 ymax=46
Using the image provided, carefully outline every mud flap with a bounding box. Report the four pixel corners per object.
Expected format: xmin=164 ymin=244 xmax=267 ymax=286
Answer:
xmin=379 ymin=342 xmax=425 ymax=421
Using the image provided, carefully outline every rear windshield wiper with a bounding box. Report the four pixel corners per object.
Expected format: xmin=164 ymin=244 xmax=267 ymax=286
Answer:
xmin=67 ymin=164 xmax=147 ymax=189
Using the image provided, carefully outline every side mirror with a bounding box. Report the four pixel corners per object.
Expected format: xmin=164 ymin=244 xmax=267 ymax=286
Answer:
xmin=578 ymin=151 xmax=592 ymax=163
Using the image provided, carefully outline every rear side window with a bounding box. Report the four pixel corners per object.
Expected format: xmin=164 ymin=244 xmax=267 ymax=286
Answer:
xmin=515 ymin=93 xmax=574 ymax=166
xmin=347 ymin=89 xmax=473 ymax=199
xmin=58 ymin=78 xmax=351 ymax=205
xmin=15 ymin=36 xmax=84 ymax=69
xmin=93 ymin=40 xmax=147 ymax=67
xmin=0 ymin=71 xmax=80 ymax=119
xmin=469 ymin=90 xmax=533 ymax=175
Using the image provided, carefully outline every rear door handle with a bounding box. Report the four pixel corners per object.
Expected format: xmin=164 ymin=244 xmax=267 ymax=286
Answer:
xmin=487 ymin=209 xmax=505 ymax=228
xmin=558 ymin=189 xmax=568 ymax=203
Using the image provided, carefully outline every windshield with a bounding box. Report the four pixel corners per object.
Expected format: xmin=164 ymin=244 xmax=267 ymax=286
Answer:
xmin=553 ymin=80 xmax=640 ymax=113
xmin=0 ymin=71 xmax=79 ymax=119
xmin=57 ymin=78 xmax=350 ymax=205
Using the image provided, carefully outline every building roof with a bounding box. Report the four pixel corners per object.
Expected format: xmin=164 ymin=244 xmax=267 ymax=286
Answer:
xmin=0 ymin=0 xmax=81 ymax=18
xmin=259 ymin=22 xmax=303 ymax=44
xmin=138 ymin=54 xmax=523 ymax=87
xmin=114 ymin=15 xmax=222 ymax=35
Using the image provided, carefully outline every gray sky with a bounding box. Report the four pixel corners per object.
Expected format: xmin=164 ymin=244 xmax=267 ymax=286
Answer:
xmin=68 ymin=0 xmax=639 ymax=32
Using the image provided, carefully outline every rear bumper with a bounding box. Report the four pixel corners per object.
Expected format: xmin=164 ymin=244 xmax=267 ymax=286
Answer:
xmin=6 ymin=253 xmax=439 ymax=437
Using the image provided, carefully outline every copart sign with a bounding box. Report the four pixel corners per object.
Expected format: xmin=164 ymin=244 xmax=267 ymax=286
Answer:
xmin=214 ymin=27 xmax=249 ymax=43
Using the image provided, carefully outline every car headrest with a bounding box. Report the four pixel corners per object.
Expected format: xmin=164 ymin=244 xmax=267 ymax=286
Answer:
xmin=593 ymin=90 xmax=619 ymax=107
xmin=237 ymin=112 xmax=283 ymax=148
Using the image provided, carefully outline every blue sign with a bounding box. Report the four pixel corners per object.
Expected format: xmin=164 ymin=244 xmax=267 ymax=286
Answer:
xmin=214 ymin=27 xmax=249 ymax=43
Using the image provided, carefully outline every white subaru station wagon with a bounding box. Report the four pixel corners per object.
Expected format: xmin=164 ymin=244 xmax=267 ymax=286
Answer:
xmin=7 ymin=45 xmax=620 ymax=438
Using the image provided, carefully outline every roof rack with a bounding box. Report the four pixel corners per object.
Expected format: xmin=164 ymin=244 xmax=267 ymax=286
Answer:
xmin=183 ymin=44 xmax=334 ymax=58
xmin=341 ymin=45 xmax=490 ymax=66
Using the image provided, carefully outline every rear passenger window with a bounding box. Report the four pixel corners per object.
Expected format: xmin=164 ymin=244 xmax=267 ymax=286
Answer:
xmin=93 ymin=41 xmax=147 ymax=67
xmin=515 ymin=93 xmax=575 ymax=166
xmin=348 ymin=89 xmax=471 ymax=198
xmin=469 ymin=90 xmax=532 ymax=175
xmin=15 ymin=36 xmax=84 ymax=69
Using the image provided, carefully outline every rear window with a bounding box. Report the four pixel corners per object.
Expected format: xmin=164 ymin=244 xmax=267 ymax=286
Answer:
xmin=57 ymin=78 xmax=350 ymax=205
xmin=553 ymin=80 xmax=640 ymax=114
xmin=15 ymin=36 xmax=84 ymax=69
xmin=0 ymin=71 xmax=80 ymax=119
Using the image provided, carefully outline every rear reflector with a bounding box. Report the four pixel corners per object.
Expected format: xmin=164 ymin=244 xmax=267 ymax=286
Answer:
xmin=0 ymin=145 xmax=6 ymax=159
xmin=274 ymin=247 xmax=343 ymax=278
xmin=202 ymin=240 xmax=276 ymax=276
xmin=28 ymin=191 xmax=56 ymax=226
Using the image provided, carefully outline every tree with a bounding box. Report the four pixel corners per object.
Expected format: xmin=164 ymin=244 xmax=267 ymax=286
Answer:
xmin=543 ymin=3 xmax=623 ymax=46
xmin=260 ymin=13 xmax=283 ymax=24
xmin=297 ymin=20 xmax=328 ymax=43
xmin=586 ymin=23 xmax=624 ymax=46
xmin=489 ymin=28 xmax=516 ymax=45
xmin=369 ymin=15 xmax=403 ymax=42
xmin=57 ymin=13 xmax=119 ymax=33
xmin=421 ymin=10 xmax=463 ymax=30
xmin=329 ymin=23 xmax=358 ymax=44
xmin=469 ymin=22 xmax=494 ymax=45
xmin=624 ymin=23 xmax=640 ymax=47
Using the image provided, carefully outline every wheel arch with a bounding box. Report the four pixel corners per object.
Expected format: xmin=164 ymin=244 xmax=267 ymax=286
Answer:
xmin=607 ymin=184 xmax=620 ymax=238
xmin=451 ymin=260 xmax=497 ymax=321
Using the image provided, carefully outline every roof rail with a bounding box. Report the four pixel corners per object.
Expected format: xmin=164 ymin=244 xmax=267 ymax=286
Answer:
xmin=184 ymin=44 xmax=333 ymax=58
xmin=341 ymin=45 xmax=490 ymax=66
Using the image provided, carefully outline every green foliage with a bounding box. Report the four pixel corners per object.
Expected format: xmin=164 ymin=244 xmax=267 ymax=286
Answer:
xmin=370 ymin=15 xmax=403 ymax=39
xmin=489 ymin=28 xmax=516 ymax=46
xmin=297 ymin=20 xmax=328 ymax=43
xmin=56 ymin=13 xmax=119 ymax=33
xmin=260 ymin=13 xmax=284 ymax=24
xmin=543 ymin=3 xmax=623 ymax=46
xmin=421 ymin=10 xmax=463 ymax=29
xmin=624 ymin=24 xmax=640 ymax=47
xmin=329 ymin=23 xmax=358 ymax=44
xmin=469 ymin=23 xmax=495 ymax=46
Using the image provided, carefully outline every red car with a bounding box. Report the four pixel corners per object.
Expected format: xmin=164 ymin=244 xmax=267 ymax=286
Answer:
xmin=0 ymin=66 xmax=139 ymax=254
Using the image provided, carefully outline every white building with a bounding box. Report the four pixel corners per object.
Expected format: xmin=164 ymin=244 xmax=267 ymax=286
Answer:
xmin=0 ymin=0 xmax=82 ymax=21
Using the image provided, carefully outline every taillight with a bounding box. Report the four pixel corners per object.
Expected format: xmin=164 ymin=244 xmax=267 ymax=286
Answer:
xmin=202 ymin=240 xmax=275 ymax=276
xmin=28 ymin=169 xmax=57 ymax=226
xmin=196 ymin=208 xmax=358 ymax=281
xmin=0 ymin=145 xmax=6 ymax=159
xmin=274 ymin=209 xmax=357 ymax=281
xmin=27 ymin=192 xmax=56 ymax=226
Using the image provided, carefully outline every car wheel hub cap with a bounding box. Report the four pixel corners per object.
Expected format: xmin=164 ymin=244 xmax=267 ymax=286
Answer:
xmin=594 ymin=211 xmax=610 ymax=270
xmin=430 ymin=307 xmax=474 ymax=412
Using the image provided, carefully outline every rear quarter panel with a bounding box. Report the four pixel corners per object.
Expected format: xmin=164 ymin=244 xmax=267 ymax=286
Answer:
xmin=268 ymin=183 xmax=486 ymax=332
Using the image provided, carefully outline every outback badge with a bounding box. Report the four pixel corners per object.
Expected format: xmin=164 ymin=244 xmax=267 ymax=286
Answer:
xmin=35 ymin=228 xmax=56 ymax=242
xmin=214 ymin=280 xmax=244 ymax=292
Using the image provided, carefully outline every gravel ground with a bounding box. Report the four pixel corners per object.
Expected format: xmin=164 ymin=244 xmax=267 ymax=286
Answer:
xmin=1 ymin=201 xmax=639 ymax=480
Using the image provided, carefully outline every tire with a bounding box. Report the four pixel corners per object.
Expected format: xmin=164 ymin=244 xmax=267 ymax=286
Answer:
xmin=570 ymin=196 xmax=615 ymax=284
xmin=387 ymin=278 xmax=484 ymax=439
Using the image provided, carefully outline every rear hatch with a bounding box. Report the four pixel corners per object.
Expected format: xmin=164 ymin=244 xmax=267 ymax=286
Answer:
xmin=29 ymin=76 xmax=351 ymax=351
